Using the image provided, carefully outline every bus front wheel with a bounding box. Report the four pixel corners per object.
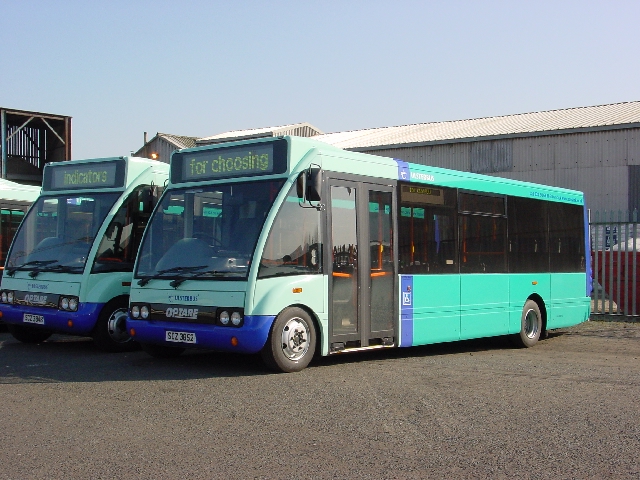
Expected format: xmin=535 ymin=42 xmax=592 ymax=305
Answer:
xmin=513 ymin=300 xmax=542 ymax=348
xmin=93 ymin=297 xmax=138 ymax=352
xmin=261 ymin=307 xmax=316 ymax=373
xmin=8 ymin=324 xmax=52 ymax=343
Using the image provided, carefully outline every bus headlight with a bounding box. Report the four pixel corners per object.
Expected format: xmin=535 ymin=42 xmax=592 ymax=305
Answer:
xmin=231 ymin=311 xmax=242 ymax=326
xmin=140 ymin=305 xmax=149 ymax=319
xmin=131 ymin=305 xmax=140 ymax=318
xmin=1 ymin=291 xmax=13 ymax=303
xmin=216 ymin=308 xmax=243 ymax=327
xmin=59 ymin=296 xmax=79 ymax=311
xmin=68 ymin=298 xmax=78 ymax=311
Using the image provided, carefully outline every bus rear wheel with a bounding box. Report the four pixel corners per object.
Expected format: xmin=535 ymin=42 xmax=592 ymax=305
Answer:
xmin=513 ymin=300 xmax=542 ymax=348
xmin=261 ymin=307 xmax=316 ymax=373
xmin=7 ymin=324 xmax=52 ymax=343
xmin=92 ymin=298 xmax=138 ymax=352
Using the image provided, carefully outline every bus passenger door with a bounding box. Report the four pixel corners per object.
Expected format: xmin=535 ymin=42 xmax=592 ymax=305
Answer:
xmin=327 ymin=178 xmax=396 ymax=351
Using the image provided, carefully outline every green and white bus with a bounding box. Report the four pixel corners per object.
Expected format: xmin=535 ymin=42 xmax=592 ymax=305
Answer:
xmin=1 ymin=179 xmax=40 ymax=279
xmin=127 ymin=136 xmax=590 ymax=371
xmin=0 ymin=157 xmax=169 ymax=351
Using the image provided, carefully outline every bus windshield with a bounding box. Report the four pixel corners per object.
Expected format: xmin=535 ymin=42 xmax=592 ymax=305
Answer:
xmin=6 ymin=192 xmax=120 ymax=274
xmin=135 ymin=179 xmax=285 ymax=280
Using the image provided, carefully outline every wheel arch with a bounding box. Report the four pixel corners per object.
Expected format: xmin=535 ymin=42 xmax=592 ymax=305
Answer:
xmin=99 ymin=294 xmax=130 ymax=314
xmin=90 ymin=293 xmax=136 ymax=352
xmin=527 ymin=293 xmax=547 ymax=333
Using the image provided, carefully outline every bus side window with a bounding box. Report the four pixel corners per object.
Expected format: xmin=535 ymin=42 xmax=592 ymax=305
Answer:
xmin=458 ymin=192 xmax=507 ymax=273
xmin=548 ymin=202 xmax=584 ymax=272
xmin=508 ymin=197 xmax=548 ymax=273
xmin=398 ymin=183 xmax=457 ymax=274
xmin=258 ymin=183 xmax=322 ymax=279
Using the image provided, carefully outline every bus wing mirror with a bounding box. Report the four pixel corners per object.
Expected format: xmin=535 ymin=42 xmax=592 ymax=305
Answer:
xmin=306 ymin=167 xmax=322 ymax=202
xmin=139 ymin=186 xmax=162 ymax=214
xmin=296 ymin=167 xmax=322 ymax=203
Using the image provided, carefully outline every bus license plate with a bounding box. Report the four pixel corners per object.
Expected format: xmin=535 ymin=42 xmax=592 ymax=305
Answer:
xmin=165 ymin=331 xmax=196 ymax=344
xmin=24 ymin=313 xmax=45 ymax=325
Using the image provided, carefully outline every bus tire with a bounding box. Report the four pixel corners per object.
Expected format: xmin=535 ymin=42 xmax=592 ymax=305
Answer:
xmin=513 ymin=299 xmax=542 ymax=348
xmin=92 ymin=297 xmax=138 ymax=352
xmin=7 ymin=324 xmax=52 ymax=343
xmin=261 ymin=307 xmax=316 ymax=373
xmin=140 ymin=342 xmax=185 ymax=359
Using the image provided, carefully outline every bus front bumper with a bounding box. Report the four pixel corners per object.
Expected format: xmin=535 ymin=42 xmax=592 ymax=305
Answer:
xmin=126 ymin=315 xmax=276 ymax=354
xmin=0 ymin=302 xmax=104 ymax=335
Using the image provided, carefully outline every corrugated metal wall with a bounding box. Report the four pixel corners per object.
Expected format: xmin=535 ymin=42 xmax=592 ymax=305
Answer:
xmin=361 ymin=127 xmax=640 ymax=213
xmin=278 ymin=125 xmax=321 ymax=137
xmin=139 ymin=138 xmax=177 ymax=164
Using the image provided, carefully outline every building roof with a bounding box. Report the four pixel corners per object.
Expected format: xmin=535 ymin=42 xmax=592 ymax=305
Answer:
xmin=197 ymin=122 xmax=323 ymax=145
xmin=314 ymin=101 xmax=640 ymax=150
xmin=156 ymin=133 xmax=197 ymax=149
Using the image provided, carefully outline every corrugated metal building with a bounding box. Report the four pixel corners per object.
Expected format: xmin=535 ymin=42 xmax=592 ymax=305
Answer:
xmin=133 ymin=132 xmax=198 ymax=165
xmin=197 ymin=122 xmax=322 ymax=145
xmin=135 ymin=124 xmax=323 ymax=164
xmin=314 ymin=101 xmax=640 ymax=214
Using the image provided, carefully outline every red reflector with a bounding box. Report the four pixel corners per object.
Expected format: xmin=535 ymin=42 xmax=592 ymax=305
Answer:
xmin=129 ymin=328 xmax=136 ymax=337
xmin=122 ymin=282 xmax=132 ymax=287
xmin=231 ymin=337 xmax=238 ymax=347
xmin=67 ymin=320 xmax=73 ymax=327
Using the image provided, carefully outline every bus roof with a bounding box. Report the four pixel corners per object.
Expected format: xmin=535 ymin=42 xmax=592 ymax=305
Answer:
xmin=171 ymin=136 xmax=585 ymax=205
xmin=0 ymin=179 xmax=40 ymax=203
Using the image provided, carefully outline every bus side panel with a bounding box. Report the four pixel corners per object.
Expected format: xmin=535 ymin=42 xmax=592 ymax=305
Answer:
xmin=460 ymin=274 xmax=510 ymax=340
xmin=405 ymin=274 xmax=461 ymax=347
xmin=84 ymin=272 xmax=132 ymax=304
xmin=548 ymin=272 xmax=591 ymax=329
xmin=508 ymin=274 xmax=551 ymax=334
xmin=252 ymin=275 xmax=325 ymax=316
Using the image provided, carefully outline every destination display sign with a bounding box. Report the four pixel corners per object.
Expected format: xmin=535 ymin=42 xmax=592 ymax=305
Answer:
xmin=171 ymin=139 xmax=288 ymax=183
xmin=43 ymin=159 xmax=126 ymax=191
xmin=401 ymin=185 xmax=445 ymax=205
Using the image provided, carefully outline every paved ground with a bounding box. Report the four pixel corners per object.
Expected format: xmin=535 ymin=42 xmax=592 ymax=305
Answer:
xmin=1 ymin=320 xmax=639 ymax=479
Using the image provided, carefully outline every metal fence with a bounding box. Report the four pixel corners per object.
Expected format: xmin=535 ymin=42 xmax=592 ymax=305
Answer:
xmin=589 ymin=210 xmax=640 ymax=317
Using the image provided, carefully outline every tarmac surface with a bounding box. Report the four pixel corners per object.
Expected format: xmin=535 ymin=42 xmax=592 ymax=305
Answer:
xmin=1 ymin=320 xmax=639 ymax=479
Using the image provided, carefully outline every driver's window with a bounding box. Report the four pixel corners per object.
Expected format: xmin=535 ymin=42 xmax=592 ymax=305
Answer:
xmin=92 ymin=188 xmax=143 ymax=273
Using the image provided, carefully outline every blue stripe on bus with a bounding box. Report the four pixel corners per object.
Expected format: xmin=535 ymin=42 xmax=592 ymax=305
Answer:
xmin=127 ymin=315 xmax=276 ymax=354
xmin=0 ymin=302 xmax=105 ymax=335
xmin=400 ymin=275 xmax=413 ymax=347
xmin=395 ymin=159 xmax=411 ymax=182
xmin=584 ymin=204 xmax=592 ymax=297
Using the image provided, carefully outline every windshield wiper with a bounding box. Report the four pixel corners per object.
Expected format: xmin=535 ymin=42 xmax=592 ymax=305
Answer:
xmin=6 ymin=260 xmax=57 ymax=277
xmin=169 ymin=270 xmax=229 ymax=288
xmin=137 ymin=265 xmax=208 ymax=287
xmin=28 ymin=263 xmax=84 ymax=278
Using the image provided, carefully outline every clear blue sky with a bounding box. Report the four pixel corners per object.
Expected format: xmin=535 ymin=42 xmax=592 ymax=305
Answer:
xmin=2 ymin=0 xmax=639 ymax=159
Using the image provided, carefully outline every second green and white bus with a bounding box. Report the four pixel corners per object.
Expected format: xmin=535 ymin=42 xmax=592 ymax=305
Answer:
xmin=0 ymin=156 xmax=169 ymax=351
xmin=127 ymin=136 xmax=590 ymax=371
